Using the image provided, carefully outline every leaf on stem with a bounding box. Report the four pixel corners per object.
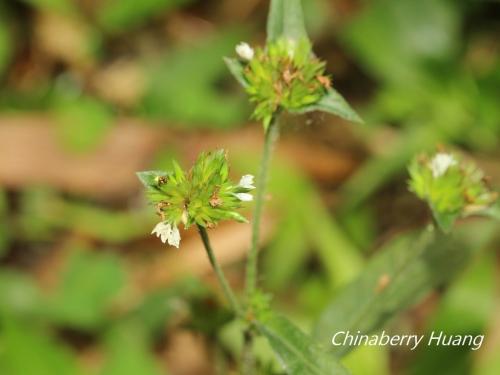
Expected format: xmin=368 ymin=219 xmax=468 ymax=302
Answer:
xmin=256 ymin=313 xmax=350 ymax=375
xmin=313 ymin=222 xmax=497 ymax=357
xmin=267 ymin=0 xmax=308 ymax=43
xmin=291 ymin=88 xmax=363 ymax=124
xmin=223 ymin=57 xmax=248 ymax=88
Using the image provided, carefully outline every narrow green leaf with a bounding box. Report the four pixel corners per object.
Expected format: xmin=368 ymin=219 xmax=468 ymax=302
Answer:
xmin=267 ymin=0 xmax=308 ymax=42
xmin=136 ymin=171 xmax=167 ymax=188
xmin=225 ymin=211 xmax=249 ymax=223
xmin=257 ymin=314 xmax=350 ymax=375
xmin=266 ymin=0 xmax=284 ymax=43
xmin=223 ymin=57 xmax=248 ymax=88
xmin=292 ymin=88 xmax=363 ymax=123
xmin=171 ymin=160 xmax=185 ymax=182
xmin=313 ymin=222 xmax=497 ymax=357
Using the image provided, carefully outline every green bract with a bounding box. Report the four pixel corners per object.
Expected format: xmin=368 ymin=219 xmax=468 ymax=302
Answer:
xmin=225 ymin=38 xmax=363 ymax=130
xmin=137 ymin=150 xmax=253 ymax=229
xmin=408 ymin=151 xmax=498 ymax=232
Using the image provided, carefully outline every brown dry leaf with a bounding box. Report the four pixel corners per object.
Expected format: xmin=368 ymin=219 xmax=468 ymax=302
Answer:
xmin=175 ymin=126 xmax=357 ymax=184
xmin=0 ymin=116 xmax=357 ymax=199
xmin=164 ymin=13 xmax=216 ymax=44
xmin=218 ymin=0 xmax=262 ymax=22
xmin=35 ymin=11 xmax=96 ymax=69
xmin=92 ymin=60 xmax=146 ymax=108
xmin=162 ymin=330 xmax=214 ymax=375
xmin=0 ymin=115 xmax=163 ymax=199
xmin=280 ymin=138 xmax=357 ymax=184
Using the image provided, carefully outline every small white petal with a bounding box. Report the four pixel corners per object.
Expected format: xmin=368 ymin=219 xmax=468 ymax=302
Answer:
xmin=235 ymin=42 xmax=254 ymax=61
xmin=168 ymin=225 xmax=181 ymax=248
xmin=236 ymin=192 xmax=253 ymax=202
xmin=429 ymin=153 xmax=457 ymax=178
xmin=152 ymin=222 xmax=168 ymax=237
xmin=239 ymin=174 xmax=255 ymax=189
xmin=151 ymin=221 xmax=181 ymax=247
xmin=160 ymin=224 xmax=171 ymax=244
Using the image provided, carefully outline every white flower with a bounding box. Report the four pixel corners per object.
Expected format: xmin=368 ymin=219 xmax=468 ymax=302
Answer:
xmin=235 ymin=193 xmax=253 ymax=202
xmin=239 ymin=174 xmax=255 ymax=190
xmin=151 ymin=221 xmax=181 ymax=248
xmin=429 ymin=153 xmax=457 ymax=178
xmin=236 ymin=42 xmax=254 ymax=61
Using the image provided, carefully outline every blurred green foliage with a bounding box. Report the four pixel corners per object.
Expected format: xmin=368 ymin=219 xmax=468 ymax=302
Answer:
xmin=101 ymin=322 xmax=164 ymax=375
xmin=142 ymin=30 xmax=249 ymax=127
xmin=46 ymin=249 xmax=126 ymax=330
xmin=97 ymin=0 xmax=193 ymax=33
xmin=0 ymin=244 xmax=220 ymax=374
xmin=0 ymin=191 xmax=8 ymax=257
xmin=0 ymin=0 xmax=498 ymax=374
xmin=410 ymin=254 xmax=496 ymax=375
xmin=0 ymin=18 xmax=12 ymax=78
xmin=54 ymin=96 xmax=113 ymax=153
xmin=340 ymin=0 xmax=500 ymax=208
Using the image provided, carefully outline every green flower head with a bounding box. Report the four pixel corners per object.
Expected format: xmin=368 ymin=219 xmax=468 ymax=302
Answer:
xmin=240 ymin=38 xmax=329 ymax=128
xmin=137 ymin=150 xmax=255 ymax=247
xmin=225 ymin=38 xmax=362 ymax=130
xmin=408 ymin=151 xmax=498 ymax=232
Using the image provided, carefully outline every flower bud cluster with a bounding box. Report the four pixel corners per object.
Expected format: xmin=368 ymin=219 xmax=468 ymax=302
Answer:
xmin=234 ymin=38 xmax=331 ymax=128
xmin=408 ymin=151 xmax=497 ymax=232
xmin=138 ymin=150 xmax=255 ymax=247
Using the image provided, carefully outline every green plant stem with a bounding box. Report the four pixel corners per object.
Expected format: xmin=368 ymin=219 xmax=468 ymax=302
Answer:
xmin=197 ymin=225 xmax=242 ymax=315
xmin=242 ymin=117 xmax=279 ymax=375
xmin=245 ymin=116 xmax=280 ymax=298
xmin=241 ymin=329 xmax=255 ymax=375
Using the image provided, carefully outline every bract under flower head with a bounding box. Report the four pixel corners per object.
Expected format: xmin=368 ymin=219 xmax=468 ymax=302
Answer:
xmin=408 ymin=151 xmax=498 ymax=232
xmin=137 ymin=150 xmax=255 ymax=247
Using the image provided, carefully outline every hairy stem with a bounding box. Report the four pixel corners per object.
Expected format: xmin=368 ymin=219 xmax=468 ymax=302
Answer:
xmin=241 ymin=329 xmax=255 ymax=375
xmin=245 ymin=117 xmax=280 ymax=298
xmin=197 ymin=225 xmax=242 ymax=315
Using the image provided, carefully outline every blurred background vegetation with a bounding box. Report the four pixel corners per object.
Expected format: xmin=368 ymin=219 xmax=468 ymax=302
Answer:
xmin=0 ymin=0 xmax=499 ymax=374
